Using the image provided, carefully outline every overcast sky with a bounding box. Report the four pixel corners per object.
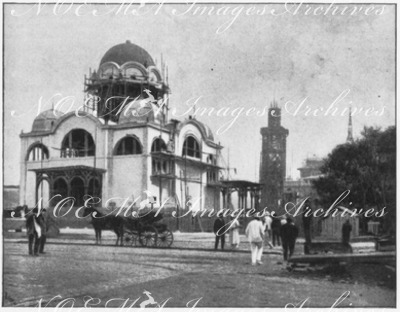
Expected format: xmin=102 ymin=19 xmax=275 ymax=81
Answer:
xmin=3 ymin=2 xmax=395 ymax=186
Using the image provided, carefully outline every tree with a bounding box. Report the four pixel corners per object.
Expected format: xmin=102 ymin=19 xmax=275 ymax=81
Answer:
xmin=313 ymin=126 xmax=396 ymax=235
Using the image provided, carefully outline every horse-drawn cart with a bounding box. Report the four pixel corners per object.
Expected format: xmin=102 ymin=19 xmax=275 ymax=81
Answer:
xmin=123 ymin=210 xmax=174 ymax=248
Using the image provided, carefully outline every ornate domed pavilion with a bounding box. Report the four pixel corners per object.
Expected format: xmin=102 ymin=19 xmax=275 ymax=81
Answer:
xmin=19 ymin=41 xmax=223 ymax=231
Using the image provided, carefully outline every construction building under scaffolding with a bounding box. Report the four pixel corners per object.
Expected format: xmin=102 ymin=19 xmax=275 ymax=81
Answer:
xmin=19 ymin=41 xmax=226 ymax=231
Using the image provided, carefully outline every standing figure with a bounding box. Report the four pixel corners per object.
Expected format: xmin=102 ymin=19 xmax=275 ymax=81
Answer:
xmin=280 ymin=217 xmax=299 ymax=262
xmin=38 ymin=208 xmax=48 ymax=254
xmin=271 ymin=216 xmax=281 ymax=246
xmin=342 ymin=220 xmax=352 ymax=245
xmin=26 ymin=208 xmax=41 ymax=256
xmin=302 ymin=199 xmax=313 ymax=254
xmin=229 ymin=216 xmax=241 ymax=249
xmin=263 ymin=213 xmax=274 ymax=249
xmin=214 ymin=215 xmax=226 ymax=250
xmin=245 ymin=217 xmax=265 ymax=265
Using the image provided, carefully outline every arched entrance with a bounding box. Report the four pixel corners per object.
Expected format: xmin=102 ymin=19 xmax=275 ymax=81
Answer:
xmin=70 ymin=177 xmax=85 ymax=206
xmin=88 ymin=178 xmax=101 ymax=201
xmin=31 ymin=166 xmax=105 ymax=208
xmin=52 ymin=178 xmax=68 ymax=207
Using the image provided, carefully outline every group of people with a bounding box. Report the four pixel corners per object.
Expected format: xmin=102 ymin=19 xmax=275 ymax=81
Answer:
xmin=26 ymin=208 xmax=48 ymax=256
xmin=213 ymin=215 xmax=241 ymax=250
xmin=245 ymin=215 xmax=299 ymax=265
xmin=213 ymin=213 xmax=299 ymax=265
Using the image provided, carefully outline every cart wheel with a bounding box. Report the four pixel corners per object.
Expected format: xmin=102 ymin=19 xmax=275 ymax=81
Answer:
xmin=124 ymin=230 xmax=139 ymax=247
xmin=139 ymin=226 xmax=158 ymax=247
xmin=156 ymin=230 xmax=174 ymax=248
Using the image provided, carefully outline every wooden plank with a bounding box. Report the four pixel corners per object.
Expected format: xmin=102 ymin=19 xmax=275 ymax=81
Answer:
xmin=307 ymin=242 xmax=352 ymax=254
xmin=289 ymin=251 xmax=395 ymax=264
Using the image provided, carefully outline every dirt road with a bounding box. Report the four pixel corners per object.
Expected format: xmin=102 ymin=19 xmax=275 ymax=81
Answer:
xmin=3 ymin=240 xmax=395 ymax=308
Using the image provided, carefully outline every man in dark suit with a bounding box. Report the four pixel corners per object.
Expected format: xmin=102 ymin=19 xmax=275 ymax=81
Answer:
xmin=342 ymin=220 xmax=352 ymax=245
xmin=271 ymin=216 xmax=281 ymax=246
xmin=26 ymin=208 xmax=40 ymax=256
xmin=302 ymin=199 xmax=313 ymax=254
xmin=213 ymin=215 xmax=226 ymax=250
xmin=280 ymin=217 xmax=299 ymax=262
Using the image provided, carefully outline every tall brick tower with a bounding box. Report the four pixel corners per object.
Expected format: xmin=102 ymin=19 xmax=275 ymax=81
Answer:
xmin=259 ymin=102 xmax=289 ymax=212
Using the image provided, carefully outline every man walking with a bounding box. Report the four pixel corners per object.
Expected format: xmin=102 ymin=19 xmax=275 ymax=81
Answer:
xmin=213 ymin=215 xmax=226 ymax=250
xmin=280 ymin=217 xmax=299 ymax=263
xmin=245 ymin=217 xmax=265 ymax=265
xmin=263 ymin=213 xmax=274 ymax=249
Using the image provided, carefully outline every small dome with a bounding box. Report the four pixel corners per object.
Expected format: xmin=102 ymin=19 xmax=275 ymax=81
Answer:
xmin=201 ymin=122 xmax=215 ymax=141
xmin=100 ymin=41 xmax=155 ymax=68
xmin=179 ymin=118 xmax=215 ymax=142
xmin=118 ymin=101 xmax=156 ymax=124
xmin=31 ymin=109 xmax=63 ymax=132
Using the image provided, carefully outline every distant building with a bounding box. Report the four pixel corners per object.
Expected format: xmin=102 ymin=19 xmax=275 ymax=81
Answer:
xmin=3 ymin=185 xmax=19 ymax=211
xmin=259 ymin=103 xmax=289 ymax=212
xmin=282 ymin=108 xmax=358 ymax=239
xmin=283 ymin=157 xmax=324 ymax=237
xmin=284 ymin=157 xmax=324 ymax=203
xmin=19 ymin=41 xmax=223 ymax=230
xmin=298 ymin=158 xmax=325 ymax=180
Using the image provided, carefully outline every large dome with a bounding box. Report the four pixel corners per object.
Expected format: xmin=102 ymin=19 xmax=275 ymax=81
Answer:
xmin=100 ymin=41 xmax=155 ymax=67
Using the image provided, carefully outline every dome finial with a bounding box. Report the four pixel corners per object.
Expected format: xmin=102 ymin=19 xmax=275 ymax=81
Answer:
xmin=126 ymin=40 xmax=131 ymax=44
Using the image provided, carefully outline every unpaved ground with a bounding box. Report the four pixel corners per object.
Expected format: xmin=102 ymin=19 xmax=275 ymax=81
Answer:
xmin=3 ymin=239 xmax=395 ymax=308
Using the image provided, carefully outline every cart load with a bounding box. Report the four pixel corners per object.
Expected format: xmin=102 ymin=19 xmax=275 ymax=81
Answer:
xmin=123 ymin=210 xmax=173 ymax=248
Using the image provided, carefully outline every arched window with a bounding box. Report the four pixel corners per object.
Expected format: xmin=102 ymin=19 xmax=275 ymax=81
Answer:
xmin=27 ymin=143 xmax=49 ymax=161
xmin=182 ymin=136 xmax=200 ymax=158
xmin=151 ymin=138 xmax=167 ymax=152
xmin=114 ymin=136 xmax=142 ymax=155
xmin=61 ymin=129 xmax=95 ymax=158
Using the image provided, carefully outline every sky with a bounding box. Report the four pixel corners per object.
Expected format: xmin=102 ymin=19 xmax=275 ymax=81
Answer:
xmin=3 ymin=2 xmax=396 ymax=186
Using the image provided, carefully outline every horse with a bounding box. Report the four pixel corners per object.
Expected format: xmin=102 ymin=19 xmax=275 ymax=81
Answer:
xmin=83 ymin=207 xmax=125 ymax=246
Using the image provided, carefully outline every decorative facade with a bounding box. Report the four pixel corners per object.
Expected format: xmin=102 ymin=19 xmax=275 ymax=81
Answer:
xmin=19 ymin=41 xmax=222 ymax=228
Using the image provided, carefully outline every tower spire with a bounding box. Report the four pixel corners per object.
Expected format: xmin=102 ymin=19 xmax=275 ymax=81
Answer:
xmin=346 ymin=106 xmax=354 ymax=143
